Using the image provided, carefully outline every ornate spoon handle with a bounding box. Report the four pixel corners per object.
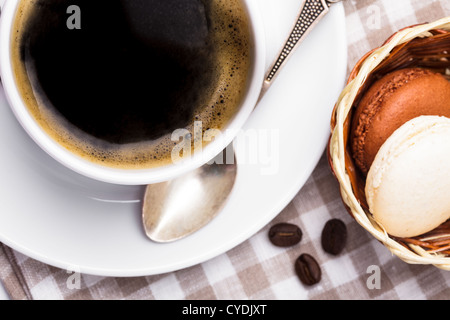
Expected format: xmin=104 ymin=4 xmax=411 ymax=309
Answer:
xmin=260 ymin=0 xmax=342 ymax=99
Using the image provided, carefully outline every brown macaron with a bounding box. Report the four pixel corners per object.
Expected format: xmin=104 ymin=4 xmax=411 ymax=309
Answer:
xmin=351 ymin=68 xmax=450 ymax=174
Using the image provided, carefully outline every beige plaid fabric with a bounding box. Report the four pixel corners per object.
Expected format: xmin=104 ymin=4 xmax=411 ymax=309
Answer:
xmin=1 ymin=0 xmax=450 ymax=300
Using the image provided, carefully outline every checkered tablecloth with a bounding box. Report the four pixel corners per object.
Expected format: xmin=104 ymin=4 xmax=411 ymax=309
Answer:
xmin=1 ymin=0 xmax=449 ymax=300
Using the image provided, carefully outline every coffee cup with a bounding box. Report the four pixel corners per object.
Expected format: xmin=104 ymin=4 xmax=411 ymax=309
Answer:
xmin=0 ymin=0 xmax=265 ymax=185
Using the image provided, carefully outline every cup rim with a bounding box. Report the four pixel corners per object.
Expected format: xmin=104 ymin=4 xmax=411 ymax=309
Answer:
xmin=0 ymin=0 xmax=266 ymax=185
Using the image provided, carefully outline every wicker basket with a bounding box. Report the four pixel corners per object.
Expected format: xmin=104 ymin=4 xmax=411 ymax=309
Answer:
xmin=328 ymin=17 xmax=450 ymax=271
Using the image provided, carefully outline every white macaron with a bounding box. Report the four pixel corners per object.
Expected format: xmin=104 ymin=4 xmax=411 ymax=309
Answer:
xmin=366 ymin=116 xmax=450 ymax=238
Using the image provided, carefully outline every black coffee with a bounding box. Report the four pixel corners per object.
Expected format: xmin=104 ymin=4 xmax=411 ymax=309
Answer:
xmin=12 ymin=0 xmax=251 ymax=168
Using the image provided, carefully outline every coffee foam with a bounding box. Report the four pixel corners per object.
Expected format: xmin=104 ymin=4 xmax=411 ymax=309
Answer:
xmin=11 ymin=0 xmax=252 ymax=169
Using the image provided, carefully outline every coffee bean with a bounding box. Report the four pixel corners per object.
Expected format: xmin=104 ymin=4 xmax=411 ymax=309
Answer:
xmin=268 ymin=223 xmax=303 ymax=247
xmin=295 ymin=254 xmax=321 ymax=286
xmin=321 ymin=219 xmax=347 ymax=255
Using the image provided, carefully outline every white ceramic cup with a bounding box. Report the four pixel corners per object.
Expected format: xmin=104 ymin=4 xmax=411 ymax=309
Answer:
xmin=0 ymin=0 xmax=265 ymax=185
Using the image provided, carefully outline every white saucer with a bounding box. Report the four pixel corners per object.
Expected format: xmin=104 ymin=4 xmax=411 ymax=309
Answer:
xmin=0 ymin=0 xmax=347 ymax=277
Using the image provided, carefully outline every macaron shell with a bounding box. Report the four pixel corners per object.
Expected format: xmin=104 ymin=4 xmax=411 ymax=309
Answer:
xmin=351 ymin=68 xmax=450 ymax=174
xmin=366 ymin=116 xmax=450 ymax=238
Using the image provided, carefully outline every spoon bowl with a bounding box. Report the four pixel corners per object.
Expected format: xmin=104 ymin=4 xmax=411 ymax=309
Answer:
xmin=143 ymin=153 xmax=237 ymax=242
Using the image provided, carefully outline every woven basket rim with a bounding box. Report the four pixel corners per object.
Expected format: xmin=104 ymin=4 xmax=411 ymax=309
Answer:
xmin=329 ymin=16 xmax=450 ymax=271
